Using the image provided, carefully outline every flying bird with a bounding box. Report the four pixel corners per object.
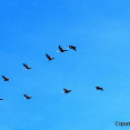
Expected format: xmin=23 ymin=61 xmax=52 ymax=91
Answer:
xmin=46 ymin=54 xmax=54 ymax=61
xmin=57 ymin=45 xmax=68 ymax=52
xmin=23 ymin=63 xmax=31 ymax=70
xmin=0 ymin=98 xmax=3 ymax=100
xmin=2 ymin=75 xmax=11 ymax=81
xmin=63 ymin=88 xmax=72 ymax=93
xmin=68 ymin=45 xmax=77 ymax=51
xmin=24 ymin=94 xmax=32 ymax=99
xmin=95 ymin=86 xmax=103 ymax=91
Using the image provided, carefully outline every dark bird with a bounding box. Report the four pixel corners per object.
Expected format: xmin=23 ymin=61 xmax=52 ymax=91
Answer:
xmin=0 ymin=98 xmax=3 ymax=100
xmin=68 ymin=45 xmax=77 ymax=51
xmin=63 ymin=88 xmax=72 ymax=93
xmin=95 ymin=86 xmax=103 ymax=91
xmin=2 ymin=75 xmax=11 ymax=81
xmin=46 ymin=54 xmax=54 ymax=61
xmin=23 ymin=63 xmax=31 ymax=70
xmin=24 ymin=94 xmax=32 ymax=99
xmin=57 ymin=45 xmax=68 ymax=52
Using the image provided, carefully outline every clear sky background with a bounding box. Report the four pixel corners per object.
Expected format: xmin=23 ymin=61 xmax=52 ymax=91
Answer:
xmin=0 ymin=0 xmax=130 ymax=129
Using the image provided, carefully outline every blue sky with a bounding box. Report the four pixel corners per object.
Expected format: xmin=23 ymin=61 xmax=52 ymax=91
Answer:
xmin=0 ymin=0 xmax=130 ymax=129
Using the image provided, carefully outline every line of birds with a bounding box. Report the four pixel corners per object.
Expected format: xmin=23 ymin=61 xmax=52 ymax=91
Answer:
xmin=1 ymin=45 xmax=103 ymax=100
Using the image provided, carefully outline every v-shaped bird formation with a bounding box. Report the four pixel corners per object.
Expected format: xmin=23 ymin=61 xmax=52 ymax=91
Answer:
xmin=1 ymin=45 xmax=103 ymax=100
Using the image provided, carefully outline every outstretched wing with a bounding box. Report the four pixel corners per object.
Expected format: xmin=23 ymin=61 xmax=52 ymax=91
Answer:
xmin=59 ymin=45 xmax=63 ymax=51
xmin=24 ymin=94 xmax=30 ymax=99
xmin=63 ymin=88 xmax=69 ymax=93
xmin=23 ymin=63 xmax=29 ymax=69
xmin=63 ymin=88 xmax=67 ymax=91
xmin=46 ymin=54 xmax=51 ymax=60
xmin=63 ymin=49 xmax=68 ymax=51
xmin=2 ymin=75 xmax=8 ymax=80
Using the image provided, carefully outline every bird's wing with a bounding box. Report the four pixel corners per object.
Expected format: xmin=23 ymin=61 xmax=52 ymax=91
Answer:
xmin=72 ymin=46 xmax=76 ymax=49
xmin=59 ymin=45 xmax=63 ymax=51
xmin=2 ymin=75 xmax=8 ymax=80
xmin=72 ymin=46 xmax=76 ymax=48
xmin=63 ymin=88 xmax=68 ymax=91
xmin=24 ymin=94 xmax=30 ymax=98
xmin=23 ymin=63 xmax=29 ymax=68
xmin=46 ymin=54 xmax=51 ymax=59
xmin=63 ymin=50 xmax=68 ymax=51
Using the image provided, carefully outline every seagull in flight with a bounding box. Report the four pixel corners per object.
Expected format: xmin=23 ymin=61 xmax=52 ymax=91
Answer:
xmin=23 ymin=63 xmax=31 ymax=70
xmin=46 ymin=54 xmax=54 ymax=61
xmin=2 ymin=75 xmax=11 ymax=81
xmin=24 ymin=94 xmax=32 ymax=99
xmin=57 ymin=45 xmax=68 ymax=52
xmin=63 ymin=88 xmax=72 ymax=93
xmin=95 ymin=86 xmax=103 ymax=91
xmin=68 ymin=45 xmax=77 ymax=51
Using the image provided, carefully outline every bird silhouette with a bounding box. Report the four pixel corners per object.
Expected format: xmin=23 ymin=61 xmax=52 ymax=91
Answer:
xmin=95 ymin=86 xmax=103 ymax=91
xmin=24 ymin=94 xmax=32 ymax=99
xmin=57 ymin=45 xmax=68 ymax=52
xmin=2 ymin=75 xmax=11 ymax=81
xmin=68 ymin=45 xmax=77 ymax=51
xmin=46 ymin=54 xmax=54 ymax=61
xmin=23 ymin=63 xmax=31 ymax=70
xmin=0 ymin=98 xmax=3 ymax=100
xmin=63 ymin=88 xmax=72 ymax=93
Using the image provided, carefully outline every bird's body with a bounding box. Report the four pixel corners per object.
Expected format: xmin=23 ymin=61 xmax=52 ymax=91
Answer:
xmin=69 ymin=45 xmax=77 ymax=51
xmin=58 ymin=45 xmax=68 ymax=52
xmin=24 ymin=94 xmax=32 ymax=99
xmin=63 ymin=88 xmax=72 ymax=93
xmin=0 ymin=98 xmax=3 ymax=100
xmin=46 ymin=54 xmax=54 ymax=61
xmin=2 ymin=75 xmax=11 ymax=81
xmin=95 ymin=86 xmax=103 ymax=91
xmin=23 ymin=63 xmax=31 ymax=70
